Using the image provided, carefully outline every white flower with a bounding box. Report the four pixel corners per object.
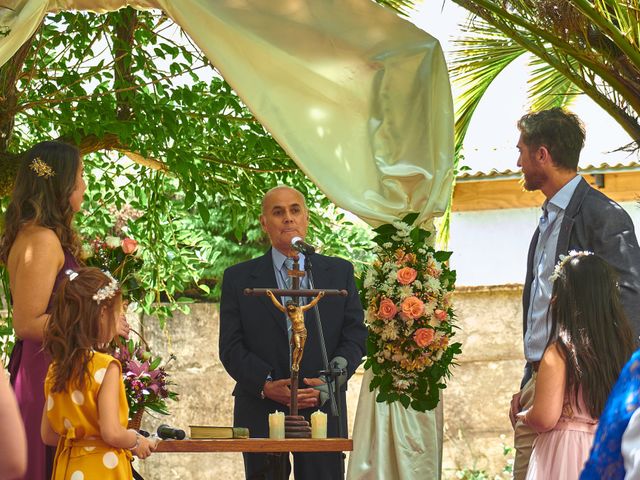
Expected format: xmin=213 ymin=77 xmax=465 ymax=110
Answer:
xmin=427 ymin=277 xmax=441 ymax=291
xmin=383 ymin=242 xmax=393 ymax=249
xmin=363 ymin=269 xmax=376 ymax=289
xmin=549 ymin=250 xmax=594 ymax=282
xmin=381 ymin=321 xmax=399 ymax=341
xmin=105 ymin=236 xmax=121 ymax=248
xmin=399 ymin=285 xmax=413 ymax=298
xmin=393 ymin=379 xmax=410 ymax=390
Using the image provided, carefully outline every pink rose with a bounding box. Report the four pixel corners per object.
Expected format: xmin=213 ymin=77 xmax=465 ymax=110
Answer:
xmin=397 ymin=267 xmax=418 ymax=285
xmin=414 ymin=328 xmax=435 ymax=348
xmin=121 ymin=238 xmax=138 ymax=254
xmin=401 ymin=296 xmax=425 ymax=319
xmin=377 ymin=298 xmax=397 ymax=320
xmin=434 ymin=309 xmax=447 ymax=321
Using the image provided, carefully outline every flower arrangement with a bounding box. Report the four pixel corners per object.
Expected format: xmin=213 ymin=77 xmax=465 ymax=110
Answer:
xmin=114 ymin=338 xmax=178 ymax=418
xmin=362 ymin=212 xmax=461 ymax=412
xmin=82 ymin=235 xmax=144 ymax=304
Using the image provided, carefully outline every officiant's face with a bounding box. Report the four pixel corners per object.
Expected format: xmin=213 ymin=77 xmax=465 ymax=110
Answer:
xmin=260 ymin=186 xmax=309 ymax=254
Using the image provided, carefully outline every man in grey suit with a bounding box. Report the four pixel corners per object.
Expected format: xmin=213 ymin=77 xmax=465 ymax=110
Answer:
xmin=507 ymin=108 xmax=640 ymax=480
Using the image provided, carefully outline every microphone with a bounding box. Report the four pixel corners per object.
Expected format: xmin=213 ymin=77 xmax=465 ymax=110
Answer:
xmin=291 ymin=236 xmax=316 ymax=255
xmin=157 ymin=424 xmax=186 ymax=440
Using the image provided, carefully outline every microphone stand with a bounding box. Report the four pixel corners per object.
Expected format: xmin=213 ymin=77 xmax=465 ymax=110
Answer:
xmin=303 ymin=253 xmax=347 ymax=477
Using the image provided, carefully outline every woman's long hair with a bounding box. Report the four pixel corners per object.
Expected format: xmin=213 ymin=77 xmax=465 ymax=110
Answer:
xmin=0 ymin=141 xmax=82 ymax=263
xmin=549 ymin=254 xmax=636 ymax=418
xmin=44 ymin=267 xmax=121 ymax=393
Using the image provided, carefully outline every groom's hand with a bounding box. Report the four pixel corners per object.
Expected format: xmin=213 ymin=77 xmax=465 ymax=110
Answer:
xmin=509 ymin=391 xmax=522 ymax=429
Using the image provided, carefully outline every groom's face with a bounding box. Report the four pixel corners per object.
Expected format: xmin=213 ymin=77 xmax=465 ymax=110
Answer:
xmin=517 ymin=134 xmax=547 ymax=192
xmin=260 ymin=187 xmax=309 ymax=254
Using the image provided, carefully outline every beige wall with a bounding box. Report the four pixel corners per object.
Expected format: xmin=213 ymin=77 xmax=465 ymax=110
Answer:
xmin=135 ymin=287 xmax=524 ymax=479
xmin=442 ymin=286 xmax=524 ymax=477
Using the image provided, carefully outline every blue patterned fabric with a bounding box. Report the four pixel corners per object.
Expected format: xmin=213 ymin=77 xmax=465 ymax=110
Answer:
xmin=580 ymin=349 xmax=640 ymax=479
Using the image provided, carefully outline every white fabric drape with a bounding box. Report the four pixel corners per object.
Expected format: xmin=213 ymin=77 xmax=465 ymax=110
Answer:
xmin=0 ymin=1 xmax=452 ymax=477
xmin=347 ymin=369 xmax=442 ymax=479
xmin=0 ymin=0 xmax=454 ymax=227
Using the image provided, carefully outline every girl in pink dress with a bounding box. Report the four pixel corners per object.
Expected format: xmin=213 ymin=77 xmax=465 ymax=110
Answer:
xmin=518 ymin=252 xmax=636 ymax=479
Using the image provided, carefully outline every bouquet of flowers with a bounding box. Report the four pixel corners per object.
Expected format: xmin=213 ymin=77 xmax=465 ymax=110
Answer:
xmin=362 ymin=213 xmax=461 ymax=412
xmin=113 ymin=338 xmax=178 ymax=420
xmin=82 ymin=235 xmax=144 ymax=304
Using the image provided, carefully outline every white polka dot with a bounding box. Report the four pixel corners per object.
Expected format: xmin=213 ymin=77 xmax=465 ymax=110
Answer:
xmin=102 ymin=451 xmax=119 ymax=469
xmin=70 ymin=472 xmax=84 ymax=480
xmin=83 ymin=446 xmax=95 ymax=452
xmin=71 ymin=390 xmax=85 ymax=405
xmin=94 ymin=368 xmax=106 ymax=384
xmin=63 ymin=418 xmax=73 ymax=430
xmin=47 ymin=395 xmax=54 ymax=411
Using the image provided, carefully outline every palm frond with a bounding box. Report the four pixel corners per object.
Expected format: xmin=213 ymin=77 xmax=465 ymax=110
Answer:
xmin=526 ymin=56 xmax=582 ymax=112
xmin=450 ymin=19 xmax=525 ymax=152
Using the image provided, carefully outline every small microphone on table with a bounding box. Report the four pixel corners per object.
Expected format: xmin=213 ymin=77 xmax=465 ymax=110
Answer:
xmin=291 ymin=236 xmax=316 ymax=255
xmin=157 ymin=424 xmax=186 ymax=440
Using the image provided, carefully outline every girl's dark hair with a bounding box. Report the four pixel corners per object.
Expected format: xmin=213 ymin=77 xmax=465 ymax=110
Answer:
xmin=43 ymin=267 xmax=121 ymax=393
xmin=0 ymin=141 xmax=82 ymax=263
xmin=550 ymin=254 xmax=636 ymax=418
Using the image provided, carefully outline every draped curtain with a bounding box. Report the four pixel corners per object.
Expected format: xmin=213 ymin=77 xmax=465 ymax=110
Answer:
xmin=0 ymin=0 xmax=453 ymax=227
xmin=0 ymin=1 xmax=453 ymax=478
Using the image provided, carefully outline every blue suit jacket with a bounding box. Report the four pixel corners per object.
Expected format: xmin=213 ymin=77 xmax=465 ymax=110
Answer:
xmin=219 ymin=249 xmax=367 ymax=437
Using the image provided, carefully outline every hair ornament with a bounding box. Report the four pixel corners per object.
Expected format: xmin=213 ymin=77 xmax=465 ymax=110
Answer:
xmin=65 ymin=269 xmax=79 ymax=281
xmin=92 ymin=271 xmax=120 ymax=304
xmin=29 ymin=157 xmax=55 ymax=178
xmin=549 ymin=250 xmax=594 ymax=282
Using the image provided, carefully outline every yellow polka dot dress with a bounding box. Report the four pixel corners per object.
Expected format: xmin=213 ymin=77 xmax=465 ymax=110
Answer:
xmin=45 ymin=351 xmax=133 ymax=480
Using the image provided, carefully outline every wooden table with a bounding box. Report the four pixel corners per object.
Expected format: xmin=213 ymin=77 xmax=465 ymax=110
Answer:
xmin=155 ymin=438 xmax=353 ymax=479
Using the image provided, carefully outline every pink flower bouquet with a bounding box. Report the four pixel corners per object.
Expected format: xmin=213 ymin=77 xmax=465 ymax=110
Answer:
xmin=362 ymin=212 xmax=461 ymax=412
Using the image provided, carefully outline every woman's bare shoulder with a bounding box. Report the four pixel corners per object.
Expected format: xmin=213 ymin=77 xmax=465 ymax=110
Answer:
xmin=8 ymin=226 xmax=63 ymax=264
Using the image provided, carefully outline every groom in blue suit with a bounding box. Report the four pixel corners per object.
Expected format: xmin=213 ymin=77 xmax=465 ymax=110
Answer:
xmin=219 ymin=185 xmax=367 ymax=479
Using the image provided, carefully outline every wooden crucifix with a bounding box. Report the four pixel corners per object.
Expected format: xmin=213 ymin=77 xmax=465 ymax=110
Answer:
xmin=244 ymin=259 xmax=346 ymax=438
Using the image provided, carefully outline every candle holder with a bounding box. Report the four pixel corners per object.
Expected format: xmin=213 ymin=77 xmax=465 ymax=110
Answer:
xmin=284 ymin=415 xmax=311 ymax=438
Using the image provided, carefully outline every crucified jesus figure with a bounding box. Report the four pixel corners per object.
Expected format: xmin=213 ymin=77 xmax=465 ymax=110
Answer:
xmin=266 ymin=290 xmax=325 ymax=373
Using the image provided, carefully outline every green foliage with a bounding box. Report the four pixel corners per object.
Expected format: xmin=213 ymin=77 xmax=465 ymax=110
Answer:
xmin=450 ymin=0 xmax=640 ymax=148
xmin=0 ymin=8 xmax=377 ymax=353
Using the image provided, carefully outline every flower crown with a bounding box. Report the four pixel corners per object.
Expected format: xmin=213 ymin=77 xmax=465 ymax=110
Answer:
xmin=549 ymin=250 xmax=594 ymax=282
xmin=93 ymin=271 xmax=120 ymax=304
xmin=29 ymin=157 xmax=55 ymax=178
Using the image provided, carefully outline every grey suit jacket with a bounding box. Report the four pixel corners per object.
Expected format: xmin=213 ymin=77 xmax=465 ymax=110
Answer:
xmin=523 ymin=177 xmax=640 ymax=339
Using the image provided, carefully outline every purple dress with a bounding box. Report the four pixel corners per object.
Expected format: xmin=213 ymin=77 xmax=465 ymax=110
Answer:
xmin=7 ymin=250 xmax=79 ymax=480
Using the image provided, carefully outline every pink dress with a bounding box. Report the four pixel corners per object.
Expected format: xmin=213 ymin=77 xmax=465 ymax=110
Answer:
xmin=8 ymin=250 xmax=79 ymax=480
xmin=526 ymin=391 xmax=598 ymax=480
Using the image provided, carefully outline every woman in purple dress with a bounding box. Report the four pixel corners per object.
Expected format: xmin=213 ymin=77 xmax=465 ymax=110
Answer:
xmin=0 ymin=141 xmax=86 ymax=480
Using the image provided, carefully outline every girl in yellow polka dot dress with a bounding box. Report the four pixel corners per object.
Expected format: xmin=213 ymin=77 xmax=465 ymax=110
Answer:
xmin=40 ymin=267 xmax=155 ymax=479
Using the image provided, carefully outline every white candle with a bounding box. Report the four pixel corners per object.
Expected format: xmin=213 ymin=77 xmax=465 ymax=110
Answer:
xmin=311 ymin=410 xmax=327 ymax=439
xmin=269 ymin=410 xmax=285 ymax=439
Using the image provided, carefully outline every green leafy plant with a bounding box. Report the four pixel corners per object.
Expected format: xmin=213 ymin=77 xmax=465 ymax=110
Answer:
xmin=362 ymin=212 xmax=461 ymax=412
